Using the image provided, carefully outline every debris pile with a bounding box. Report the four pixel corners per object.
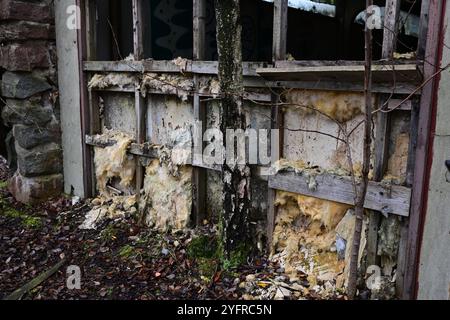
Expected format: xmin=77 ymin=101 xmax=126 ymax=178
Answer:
xmin=80 ymin=130 xmax=136 ymax=229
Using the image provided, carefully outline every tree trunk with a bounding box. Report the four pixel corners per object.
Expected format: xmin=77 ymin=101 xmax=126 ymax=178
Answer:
xmin=347 ymin=0 xmax=373 ymax=299
xmin=215 ymin=0 xmax=251 ymax=261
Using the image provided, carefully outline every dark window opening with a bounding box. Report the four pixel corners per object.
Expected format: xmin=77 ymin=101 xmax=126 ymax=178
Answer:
xmin=282 ymin=0 xmax=422 ymax=61
xmin=143 ymin=0 xmax=193 ymax=60
xmin=94 ymin=0 xmax=133 ymax=61
xmin=203 ymin=0 xmax=273 ymax=62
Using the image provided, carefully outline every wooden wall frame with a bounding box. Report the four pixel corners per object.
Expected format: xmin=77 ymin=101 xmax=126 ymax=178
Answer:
xmin=77 ymin=0 xmax=438 ymax=299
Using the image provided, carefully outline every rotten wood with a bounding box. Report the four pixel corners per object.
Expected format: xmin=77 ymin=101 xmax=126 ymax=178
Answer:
xmin=403 ymin=0 xmax=444 ymax=300
xmin=268 ymin=172 xmax=411 ymax=217
xmin=366 ymin=0 xmax=401 ymax=277
xmin=192 ymin=0 xmax=207 ymax=227
xmin=83 ymin=60 xmax=267 ymax=77
xmin=396 ymin=98 xmax=420 ymax=296
xmin=132 ymin=0 xmax=146 ymax=223
xmin=382 ymin=0 xmax=401 ymax=59
xmin=4 ymin=258 xmax=66 ymax=300
xmin=272 ymin=0 xmax=288 ymax=61
xmin=266 ymin=0 xmax=287 ymax=251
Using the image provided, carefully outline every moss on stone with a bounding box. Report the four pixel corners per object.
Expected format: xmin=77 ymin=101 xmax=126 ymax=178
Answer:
xmin=0 ymin=180 xmax=8 ymax=189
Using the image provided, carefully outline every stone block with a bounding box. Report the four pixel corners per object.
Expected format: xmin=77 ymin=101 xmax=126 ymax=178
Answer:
xmin=16 ymin=142 xmax=62 ymax=177
xmin=0 ymin=42 xmax=51 ymax=71
xmin=13 ymin=122 xmax=60 ymax=149
xmin=0 ymin=21 xmax=55 ymax=42
xmin=0 ymin=0 xmax=53 ymax=23
xmin=1 ymin=98 xmax=54 ymax=126
xmin=8 ymin=172 xmax=63 ymax=204
xmin=1 ymin=72 xmax=51 ymax=99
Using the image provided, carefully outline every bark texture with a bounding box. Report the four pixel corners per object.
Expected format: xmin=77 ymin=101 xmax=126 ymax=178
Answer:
xmin=347 ymin=0 xmax=374 ymax=299
xmin=215 ymin=0 xmax=251 ymax=260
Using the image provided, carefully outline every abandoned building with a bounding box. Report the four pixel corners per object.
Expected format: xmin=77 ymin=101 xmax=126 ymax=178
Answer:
xmin=1 ymin=0 xmax=450 ymax=300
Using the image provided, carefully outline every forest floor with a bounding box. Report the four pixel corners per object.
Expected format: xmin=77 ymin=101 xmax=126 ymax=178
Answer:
xmin=0 ymin=157 xmax=341 ymax=300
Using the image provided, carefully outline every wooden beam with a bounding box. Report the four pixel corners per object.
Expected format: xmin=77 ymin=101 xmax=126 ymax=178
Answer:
xmin=272 ymin=0 xmax=288 ymax=61
xmin=417 ymin=0 xmax=431 ymax=60
xmin=396 ymin=98 xmax=420 ymax=297
xmin=367 ymin=0 xmax=401 ymax=274
xmin=83 ymin=60 xmax=268 ymax=77
xmin=382 ymin=0 xmax=401 ymax=59
xmin=192 ymin=0 xmax=207 ymax=227
xmin=132 ymin=0 xmax=146 ymax=223
xmin=267 ymin=0 xmax=287 ymax=250
xmin=269 ymin=172 xmax=411 ymax=217
xmin=366 ymin=95 xmax=391 ymax=268
xmin=84 ymin=0 xmax=99 ymax=197
xmin=256 ymin=64 xmax=422 ymax=84
xmin=403 ymin=0 xmax=444 ymax=299
xmin=264 ymin=80 xmax=420 ymax=95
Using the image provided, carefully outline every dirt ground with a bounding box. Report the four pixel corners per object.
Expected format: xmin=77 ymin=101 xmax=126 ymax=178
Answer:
xmin=0 ymin=157 xmax=343 ymax=300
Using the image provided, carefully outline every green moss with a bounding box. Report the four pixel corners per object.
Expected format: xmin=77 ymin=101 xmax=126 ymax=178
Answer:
xmin=221 ymin=243 xmax=250 ymax=271
xmin=0 ymin=180 xmax=8 ymax=189
xmin=1 ymin=207 xmax=42 ymax=229
xmin=100 ymin=224 xmax=118 ymax=241
xmin=22 ymin=216 xmax=42 ymax=229
xmin=187 ymin=235 xmax=218 ymax=259
xmin=118 ymin=245 xmax=135 ymax=260
xmin=197 ymin=257 xmax=218 ymax=278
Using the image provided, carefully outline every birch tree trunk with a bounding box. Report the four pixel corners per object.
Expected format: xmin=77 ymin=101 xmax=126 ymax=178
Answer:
xmin=215 ymin=0 xmax=251 ymax=261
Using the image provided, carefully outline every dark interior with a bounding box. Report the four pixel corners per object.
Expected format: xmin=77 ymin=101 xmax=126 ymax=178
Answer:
xmin=91 ymin=0 xmax=423 ymax=62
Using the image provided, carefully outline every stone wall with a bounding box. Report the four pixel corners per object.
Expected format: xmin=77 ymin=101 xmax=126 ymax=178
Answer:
xmin=0 ymin=0 xmax=62 ymax=203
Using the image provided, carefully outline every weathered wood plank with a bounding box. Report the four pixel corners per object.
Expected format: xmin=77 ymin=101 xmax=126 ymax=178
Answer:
xmin=257 ymin=64 xmax=422 ymax=84
xmin=382 ymin=0 xmax=401 ymax=59
xmin=83 ymin=60 xmax=267 ymax=77
xmin=366 ymin=94 xmax=391 ymax=268
xmin=403 ymin=0 xmax=443 ymax=300
xmin=396 ymin=99 xmax=420 ymax=296
xmin=85 ymin=0 xmax=99 ymax=197
xmin=269 ymin=172 xmax=411 ymax=217
xmin=267 ymin=0 xmax=287 ymax=250
xmin=132 ymin=0 xmax=146 ymax=222
xmin=272 ymin=0 xmax=288 ymax=61
xmin=264 ymin=80 xmax=420 ymax=95
xmin=417 ymin=0 xmax=430 ymax=60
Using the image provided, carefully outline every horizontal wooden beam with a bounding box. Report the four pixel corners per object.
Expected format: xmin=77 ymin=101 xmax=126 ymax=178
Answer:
xmin=83 ymin=60 xmax=268 ymax=77
xmin=264 ymin=80 xmax=420 ymax=95
xmin=257 ymin=64 xmax=422 ymax=84
xmin=268 ymin=171 xmax=411 ymax=217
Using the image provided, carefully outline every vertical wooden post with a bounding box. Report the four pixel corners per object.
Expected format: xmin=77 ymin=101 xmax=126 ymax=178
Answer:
xmin=403 ymin=0 xmax=444 ymax=300
xmin=267 ymin=0 xmax=287 ymax=250
xmin=132 ymin=0 xmax=146 ymax=218
xmin=395 ymin=98 xmax=420 ymax=296
xmin=85 ymin=0 xmax=100 ymax=197
xmin=382 ymin=0 xmax=401 ymax=59
xmin=193 ymin=0 xmax=207 ymax=226
xmin=272 ymin=0 xmax=288 ymax=61
xmin=417 ymin=0 xmax=431 ymax=60
xmin=366 ymin=0 xmax=401 ymax=269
